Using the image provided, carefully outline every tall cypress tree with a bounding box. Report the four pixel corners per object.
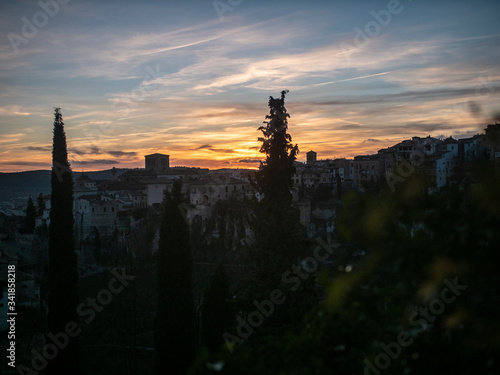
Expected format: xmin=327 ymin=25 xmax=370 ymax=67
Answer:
xmin=253 ymin=90 xmax=303 ymax=277
xmin=24 ymin=196 xmax=36 ymax=234
xmin=201 ymin=265 xmax=233 ymax=352
xmin=155 ymin=180 xmax=196 ymax=375
xmin=47 ymin=108 xmax=80 ymax=375
xmin=37 ymin=192 xmax=46 ymax=216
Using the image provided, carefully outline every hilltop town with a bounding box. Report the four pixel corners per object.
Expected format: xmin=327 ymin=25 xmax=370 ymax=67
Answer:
xmin=1 ymin=124 xmax=499 ymax=322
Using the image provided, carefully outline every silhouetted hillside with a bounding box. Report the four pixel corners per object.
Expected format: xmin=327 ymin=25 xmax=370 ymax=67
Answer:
xmin=0 ymin=168 xmax=130 ymax=201
xmin=0 ymin=170 xmax=51 ymax=190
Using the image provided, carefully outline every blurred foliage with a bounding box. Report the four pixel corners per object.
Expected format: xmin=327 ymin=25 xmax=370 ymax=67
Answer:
xmin=197 ymin=165 xmax=500 ymax=374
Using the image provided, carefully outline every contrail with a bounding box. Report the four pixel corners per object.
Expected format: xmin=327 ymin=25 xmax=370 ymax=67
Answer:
xmin=311 ymin=71 xmax=392 ymax=87
xmin=117 ymin=111 xmax=171 ymax=121
xmin=141 ymin=33 xmax=227 ymax=56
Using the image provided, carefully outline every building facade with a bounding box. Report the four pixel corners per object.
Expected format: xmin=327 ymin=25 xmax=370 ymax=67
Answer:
xmin=145 ymin=153 xmax=170 ymax=173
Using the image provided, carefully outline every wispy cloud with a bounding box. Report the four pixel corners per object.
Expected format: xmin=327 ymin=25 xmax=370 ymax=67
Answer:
xmin=0 ymin=106 xmax=31 ymax=116
xmin=107 ymin=150 xmax=137 ymax=157
xmin=71 ymin=159 xmax=119 ymax=165
xmin=238 ymin=159 xmax=260 ymax=163
xmin=70 ymin=146 xmax=102 ymax=156
xmin=27 ymin=146 xmax=51 ymax=151
xmin=0 ymin=161 xmax=50 ymax=167
xmin=195 ymin=144 xmax=213 ymax=150
xmin=193 ymin=144 xmax=235 ymax=153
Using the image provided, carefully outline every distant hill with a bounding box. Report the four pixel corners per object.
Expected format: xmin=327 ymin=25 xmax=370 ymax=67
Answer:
xmin=0 ymin=168 xmax=130 ymax=202
xmin=71 ymin=168 xmax=130 ymax=182
xmin=0 ymin=170 xmax=51 ymax=191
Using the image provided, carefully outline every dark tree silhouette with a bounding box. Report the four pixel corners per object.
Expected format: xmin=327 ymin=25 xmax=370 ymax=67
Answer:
xmin=47 ymin=108 xmax=80 ymax=375
xmin=201 ymin=265 xmax=233 ymax=352
xmin=24 ymin=196 xmax=36 ymax=234
xmin=336 ymin=174 xmax=342 ymax=200
xmin=93 ymin=226 xmax=102 ymax=265
xmin=256 ymin=90 xmax=298 ymax=205
xmin=37 ymin=192 xmax=46 ymax=216
xmin=155 ymin=180 xmax=196 ymax=375
xmin=253 ymin=90 xmax=304 ymax=276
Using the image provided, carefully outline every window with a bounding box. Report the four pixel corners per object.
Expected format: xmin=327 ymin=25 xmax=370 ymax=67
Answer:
xmin=112 ymin=207 xmax=115 ymax=212
xmin=103 ymin=207 xmax=106 ymax=213
xmin=92 ymin=208 xmax=95 ymax=213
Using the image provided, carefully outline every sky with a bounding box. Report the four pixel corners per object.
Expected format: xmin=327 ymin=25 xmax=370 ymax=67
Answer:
xmin=1 ymin=0 xmax=499 ymax=172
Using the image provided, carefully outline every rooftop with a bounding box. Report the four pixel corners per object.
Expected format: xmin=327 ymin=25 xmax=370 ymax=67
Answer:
xmin=145 ymin=153 xmax=169 ymax=157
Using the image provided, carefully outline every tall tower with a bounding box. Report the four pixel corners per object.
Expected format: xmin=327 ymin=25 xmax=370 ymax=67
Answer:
xmin=145 ymin=153 xmax=170 ymax=173
xmin=307 ymin=150 xmax=317 ymax=165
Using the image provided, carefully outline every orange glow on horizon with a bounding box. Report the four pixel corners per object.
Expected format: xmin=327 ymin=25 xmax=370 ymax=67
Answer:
xmin=0 ymin=138 xmax=394 ymax=173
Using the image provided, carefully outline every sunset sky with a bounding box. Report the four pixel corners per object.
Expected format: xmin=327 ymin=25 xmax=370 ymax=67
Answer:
xmin=1 ymin=0 xmax=499 ymax=172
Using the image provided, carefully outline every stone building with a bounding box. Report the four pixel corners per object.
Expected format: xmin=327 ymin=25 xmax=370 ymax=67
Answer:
xmin=145 ymin=153 xmax=169 ymax=174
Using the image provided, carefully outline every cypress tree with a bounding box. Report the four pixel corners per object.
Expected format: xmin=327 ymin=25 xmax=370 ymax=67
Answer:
xmin=155 ymin=180 xmax=196 ymax=375
xmin=37 ymin=192 xmax=46 ymax=216
xmin=24 ymin=196 xmax=36 ymax=234
xmin=253 ymin=90 xmax=304 ymax=277
xmin=201 ymin=265 xmax=233 ymax=352
xmin=47 ymin=108 xmax=80 ymax=375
